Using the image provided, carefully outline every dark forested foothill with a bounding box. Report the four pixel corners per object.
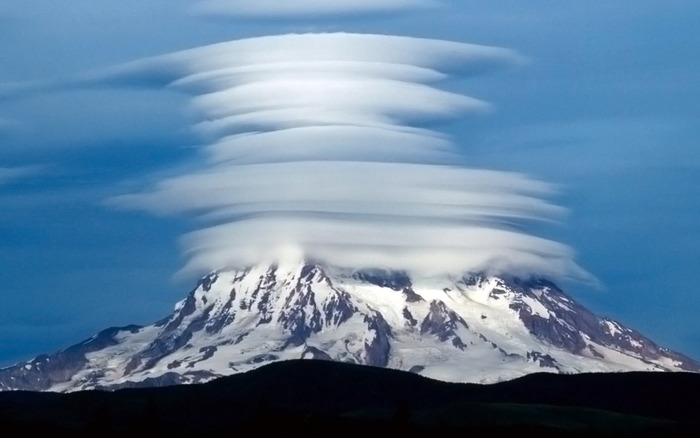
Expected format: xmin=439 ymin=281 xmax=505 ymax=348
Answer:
xmin=0 ymin=360 xmax=698 ymax=437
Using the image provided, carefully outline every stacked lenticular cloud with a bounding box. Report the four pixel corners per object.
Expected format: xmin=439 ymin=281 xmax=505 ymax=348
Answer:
xmin=110 ymin=33 xmax=588 ymax=281
xmin=194 ymin=0 xmax=438 ymax=18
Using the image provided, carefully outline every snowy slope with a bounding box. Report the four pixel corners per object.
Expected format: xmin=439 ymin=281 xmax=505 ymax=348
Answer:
xmin=1 ymin=260 xmax=697 ymax=392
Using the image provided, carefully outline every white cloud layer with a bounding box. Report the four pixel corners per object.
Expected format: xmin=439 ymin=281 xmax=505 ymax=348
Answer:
xmin=103 ymin=33 xmax=587 ymax=282
xmin=195 ymin=0 xmax=438 ymax=18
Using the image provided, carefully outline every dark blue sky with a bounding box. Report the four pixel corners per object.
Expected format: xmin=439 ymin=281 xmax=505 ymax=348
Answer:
xmin=1 ymin=0 xmax=699 ymax=366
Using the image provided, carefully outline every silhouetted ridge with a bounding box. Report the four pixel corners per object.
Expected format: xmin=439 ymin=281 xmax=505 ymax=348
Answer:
xmin=0 ymin=360 xmax=698 ymax=436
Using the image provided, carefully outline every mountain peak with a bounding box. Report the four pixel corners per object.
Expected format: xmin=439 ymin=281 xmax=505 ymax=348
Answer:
xmin=1 ymin=260 xmax=697 ymax=392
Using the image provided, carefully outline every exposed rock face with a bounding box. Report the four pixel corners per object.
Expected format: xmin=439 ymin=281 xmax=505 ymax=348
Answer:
xmin=1 ymin=261 xmax=698 ymax=392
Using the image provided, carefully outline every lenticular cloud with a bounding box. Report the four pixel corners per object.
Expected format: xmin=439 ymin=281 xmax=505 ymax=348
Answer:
xmin=109 ymin=33 xmax=588 ymax=281
xmin=195 ymin=0 xmax=437 ymax=18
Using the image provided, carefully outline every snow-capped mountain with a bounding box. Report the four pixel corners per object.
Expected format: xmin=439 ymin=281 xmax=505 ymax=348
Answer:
xmin=1 ymin=260 xmax=697 ymax=392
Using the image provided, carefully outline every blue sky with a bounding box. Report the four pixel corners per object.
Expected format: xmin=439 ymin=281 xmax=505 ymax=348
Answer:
xmin=1 ymin=0 xmax=699 ymax=366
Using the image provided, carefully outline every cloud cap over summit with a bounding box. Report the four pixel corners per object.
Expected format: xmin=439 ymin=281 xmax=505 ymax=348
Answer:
xmin=94 ymin=33 xmax=588 ymax=282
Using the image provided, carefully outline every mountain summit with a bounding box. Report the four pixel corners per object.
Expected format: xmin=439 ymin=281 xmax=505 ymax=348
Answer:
xmin=1 ymin=260 xmax=697 ymax=392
